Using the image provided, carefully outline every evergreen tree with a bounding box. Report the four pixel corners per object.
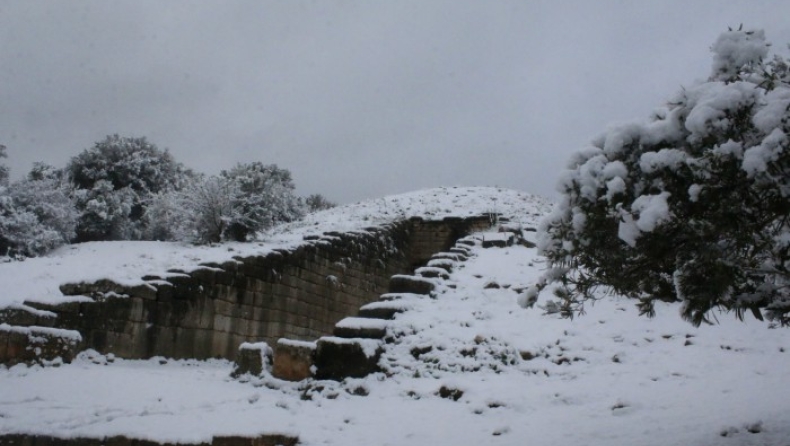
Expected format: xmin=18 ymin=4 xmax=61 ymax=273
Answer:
xmin=532 ymin=29 xmax=790 ymax=326
xmin=67 ymin=135 xmax=191 ymax=241
xmin=220 ymin=162 xmax=304 ymax=241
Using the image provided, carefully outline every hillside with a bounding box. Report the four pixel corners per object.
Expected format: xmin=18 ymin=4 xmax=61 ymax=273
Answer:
xmin=1 ymin=187 xmax=789 ymax=446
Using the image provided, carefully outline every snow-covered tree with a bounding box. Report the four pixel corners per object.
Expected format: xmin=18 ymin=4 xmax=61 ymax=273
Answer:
xmin=67 ymin=135 xmax=192 ymax=241
xmin=305 ymin=194 xmax=337 ymax=212
xmin=220 ymin=162 xmax=304 ymax=241
xmin=0 ymin=173 xmax=78 ymax=257
xmin=0 ymin=145 xmax=9 ymax=187
xmin=533 ymin=29 xmax=790 ymax=326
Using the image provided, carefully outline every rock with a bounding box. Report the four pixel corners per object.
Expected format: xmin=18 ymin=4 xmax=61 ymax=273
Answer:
xmin=0 ymin=325 xmax=82 ymax=366
xmin=358 ymin=301 xmax=413 ymax=320
xmin=481 ymin=233 xmax=514 ymax=248
xmin=333 ymin=317 xmax=389 ymax=339
xmin=231 ymin=342 xmax=272 ymax=377
xmin=414 ymin=266 xmax=450 ymax=280
xmin=314 ymin=336 xmax=382 ymax=380
xmin=388 ymin=275 xmax=436 ymax=295
xmin=272 ymin=339 xmax=316 ymax=382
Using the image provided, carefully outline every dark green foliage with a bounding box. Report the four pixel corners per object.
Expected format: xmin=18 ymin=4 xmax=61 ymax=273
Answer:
xmin=534 ymin=29 xmax=790 ymax=326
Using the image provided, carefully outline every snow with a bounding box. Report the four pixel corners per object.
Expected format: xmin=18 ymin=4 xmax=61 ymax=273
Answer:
xmin=710 ymin=29 xmax=769 ymax=82
xmin=334 ymin=317 xmax=390 ymax=331
xmin=2 ymin=223 xmax=789 ymax=445
xmin=317 ymin=336 xmax=382 ymax=358
xmin=0 ymin=186 xmax=551 ymax=311
xmin=618 ymin=192 xmax=672 ymax=246
xmin=276 ymin=338 xmax=316 ymax=349
xmin=742 ymin=128 xmax=788 ymax=177
xmin=2 ymin=187 xmax=789 ymax=445
xmin=0 ymin=323 xmax=82 ymax=342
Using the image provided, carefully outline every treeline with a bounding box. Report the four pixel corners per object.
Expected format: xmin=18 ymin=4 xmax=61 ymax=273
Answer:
xmin=0 ymin=135 xmax=335 ymax=258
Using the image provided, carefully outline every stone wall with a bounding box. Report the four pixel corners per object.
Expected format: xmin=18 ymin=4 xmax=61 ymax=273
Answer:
xmin=4 ymin=216 xmax=491 ymax=363
xmin=0 ymin=433 xmax=298 ymax=446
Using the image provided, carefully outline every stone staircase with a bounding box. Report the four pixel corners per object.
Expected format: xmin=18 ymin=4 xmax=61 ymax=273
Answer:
xmin=266 ymin=233 xmax=488 ymax=382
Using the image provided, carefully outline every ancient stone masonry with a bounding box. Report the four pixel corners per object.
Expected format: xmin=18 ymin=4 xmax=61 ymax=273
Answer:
xmin=304 ymin=232 xmax=490 ymax=381
xmin=0 ymin=216 xmax=492 ymax=365
xmin=0 ymin=434 xmax=299 ymax=446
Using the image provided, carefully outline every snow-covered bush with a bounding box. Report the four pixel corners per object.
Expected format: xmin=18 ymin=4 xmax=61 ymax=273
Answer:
xmin=220 ymin=162 xmax=304 ymax=241
xmin=149 ymin=163 xmax=306 ymax=244
xmin=0 ymin=174 xmax=78 ymax=257
xmin=0 ymin=145 xmax=9 ymax=187
xmin=67 ymin=135 xmax=192 ymax=241
xmin=305 ymin=194 xmax=337 ymax=212
xmin=535 ymin=29 xmax=790 ymax=325
xmin=174 ymin=175 xmax=238 ymax=244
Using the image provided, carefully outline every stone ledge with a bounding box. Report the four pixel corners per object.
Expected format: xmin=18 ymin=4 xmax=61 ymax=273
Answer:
xmin=314 ymin=336 xmax=382 ymax=380
xmin=0 ymin=434 xmax=299 ymax=446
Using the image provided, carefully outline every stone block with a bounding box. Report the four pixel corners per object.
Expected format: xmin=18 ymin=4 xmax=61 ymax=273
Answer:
xmin=415 ymin=266 xmax=450 ymax=280
xmin=232 ymin=342 xmax=272 ymax=377
xmin=333 ymin=317 xmax=389 ymax=339
xmin=358 ymin=300 xmax=413 ymax=320
xmin=0 ymin=325 xmax=81 ymax=366
xmin=272 ymin=338 xmax=316 ymax=381
xmin=388 ymin=275 xmax=436 ymax=295
xmin=314 ymin=336 xmax=382 ymax=380
xmin=481 ymin=232 xmax=515 ymax=248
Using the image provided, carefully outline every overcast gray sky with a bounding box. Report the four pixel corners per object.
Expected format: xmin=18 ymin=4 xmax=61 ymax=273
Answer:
xmin=2 ymin=1 xmax=790 ymax=203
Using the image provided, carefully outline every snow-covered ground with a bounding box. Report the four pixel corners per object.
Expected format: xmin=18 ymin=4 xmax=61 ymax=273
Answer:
xmin=0 ymin=186 xmax=550 ymax=309
xmin=1 ymin=187 xmax=789 ymax=445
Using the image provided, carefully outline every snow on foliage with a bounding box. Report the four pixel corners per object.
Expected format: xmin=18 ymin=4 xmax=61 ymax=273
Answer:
xmin=67 ymin=135 xmax=193 ymax=242
xmin=145 ymin=163 xmax=305 ymax=244
xmin=536 ymin=29 xmax=790 ymax=325
xmin=0 ymin=175 xmax=77 ymax=257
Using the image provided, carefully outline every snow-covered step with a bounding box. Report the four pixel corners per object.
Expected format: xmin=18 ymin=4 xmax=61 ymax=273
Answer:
xmin=272 ymin=338 xmax=317 ymax=382
xmin=334 ymin=317 xmax=390 ymax=339
xmin=314 ymin=336 xmax=383 ymax=380
xmin=481 ymin=232 xmax=515 ymax=248
xmin=388 ymin=274 xmax=437 ymax=295
xmin=0 ymin=324 xmax=82 ymax=366
xmin=358 ymin=300 xmax=414 ymax=320
xmin=431 ymin=251 xmax=467 ymax=262
xmin=449 ymin=246 xmax=472 ymax=256
xmin=414 ymin=266 xmax=450 ymax=280
xmin=456 ymin=237 xmax=477 ymax=247
xmin=0 ymin=303 xmax=58 ymax=327
xmin=426 ymin=258 xmax=456 ymax=273
xmin=379 ymin=292 xmax=426 ymax=301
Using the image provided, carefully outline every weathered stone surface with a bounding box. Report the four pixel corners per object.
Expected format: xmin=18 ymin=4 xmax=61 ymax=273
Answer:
xmin=1 ymin=216 xmax=493 ymax=366
xmin=0 ymin=325 xmax=81 ymax=366
xmin=333 ymin=317 xmax=389 ymax=339
xmin=414 ymin=266 xmax=450 ymax=280
xmin=314 ymin=336 xmax=383 ymax=380
xmin=0 ymin=434 xmax=299 ymax=446
xmin=481 ymin=232 xmax=515 ymax=248
xmin=232 ymin=342 xmax=272 ymax=377
xmin=430 ymin=252 xmax=465 ymax=262
xmin=388 ymin=275 xmax=436 ymax=295
xmin=358 ymin=300 xmax=412 ymax=320
xmin=272 ymin=338 xmax=316 ymax=381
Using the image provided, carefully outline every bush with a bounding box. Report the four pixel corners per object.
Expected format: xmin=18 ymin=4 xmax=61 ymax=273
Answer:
xmin=147 ymin=163 xmax=305 ymax=244
xmin=533 ymin=29 xmax=790 ymax=326
xmin=67 ymin=135 xmax=192 ymax=241
xmin=0 ymin=175 xmax=77 ymax=257
xmin=305 ymin=194 xmax=337 ymax=212
xmin=220 ymin=163 xmax=304 ymax=241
